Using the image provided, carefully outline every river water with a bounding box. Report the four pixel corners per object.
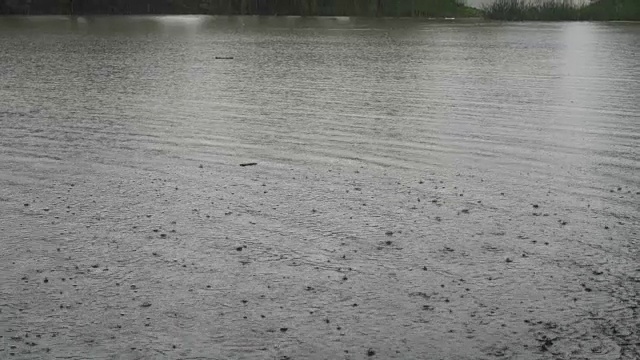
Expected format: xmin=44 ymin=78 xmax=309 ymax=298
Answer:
xmin=0 ymin=16 xmax=638 ymax=359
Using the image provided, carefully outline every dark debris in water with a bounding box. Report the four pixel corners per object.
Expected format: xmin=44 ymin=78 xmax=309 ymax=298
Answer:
xmin=367 ymin=348 xmax=376 ymax=356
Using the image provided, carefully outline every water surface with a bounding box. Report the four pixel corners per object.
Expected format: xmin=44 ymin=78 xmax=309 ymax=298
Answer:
xmin=0 ymin=16 xmax=639 ymax=359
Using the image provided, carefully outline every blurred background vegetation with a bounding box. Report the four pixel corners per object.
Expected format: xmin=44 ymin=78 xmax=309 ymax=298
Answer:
xmin=0 ymin=0 xmax=637 ymax=20
xmin=0 ymin=0 xmax=478 ymax=17
xmin=484 ymin=0 xmax=640 ymax=20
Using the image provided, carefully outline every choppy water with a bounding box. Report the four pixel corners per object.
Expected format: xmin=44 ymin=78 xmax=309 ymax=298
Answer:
xmin=0 ymin=16 xmax=639 ymax=359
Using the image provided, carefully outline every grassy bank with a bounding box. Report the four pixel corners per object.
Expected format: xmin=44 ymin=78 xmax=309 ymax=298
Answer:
xmin=484 ymin=0 xmax=640 ymax=21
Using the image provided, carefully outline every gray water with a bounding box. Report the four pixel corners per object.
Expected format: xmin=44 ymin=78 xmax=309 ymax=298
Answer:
xmin=0 ymin=16 xmax=639 ymax=359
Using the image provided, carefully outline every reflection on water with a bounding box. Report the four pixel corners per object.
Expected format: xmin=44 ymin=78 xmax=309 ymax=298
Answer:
xmin=0 ymin=16 xmax=639 ymax=359
xmin=2 ymin=18 xmax=638 ymax=178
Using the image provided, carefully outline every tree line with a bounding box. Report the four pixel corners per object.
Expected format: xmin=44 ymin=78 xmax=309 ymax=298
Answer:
xmin=0 ymin=0 xmax=476 ymax=17
xmin=483 ymin=0 xmax=639 ymax=21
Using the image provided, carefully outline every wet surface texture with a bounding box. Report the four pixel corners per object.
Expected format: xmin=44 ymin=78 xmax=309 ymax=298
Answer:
xmin=0 ymin=17 xmax=639 ymax=359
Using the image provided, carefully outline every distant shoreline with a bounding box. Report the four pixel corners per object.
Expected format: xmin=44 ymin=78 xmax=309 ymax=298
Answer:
xmin=1 ymin=0 xmax=637 ymax=21
xmin=0 ymin=0 xmax=480 ymax=18
xmin=1 ymin=15 xmax=638 ymax=23
xmin=483 ymin=0 xmax=639 ymax=21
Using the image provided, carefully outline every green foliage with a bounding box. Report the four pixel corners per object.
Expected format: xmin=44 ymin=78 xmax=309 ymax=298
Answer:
xmin=0 ymin=0 xmax=478 ymax=17
xmin=483 ymin=0 xmax=580 ymax=21
xmin=581 ymin=0 xmax=640 ymax=21
xmin=483 ymin=0 xmax=640 ymax=21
